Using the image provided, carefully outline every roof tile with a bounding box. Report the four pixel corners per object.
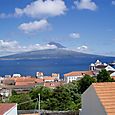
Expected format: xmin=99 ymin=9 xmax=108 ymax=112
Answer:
xmin=92 ymin=82 xmax=115 ymax=114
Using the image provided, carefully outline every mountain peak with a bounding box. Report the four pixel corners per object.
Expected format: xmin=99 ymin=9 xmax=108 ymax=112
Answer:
xmin=48 ymin=42 xmax=66 ymax=48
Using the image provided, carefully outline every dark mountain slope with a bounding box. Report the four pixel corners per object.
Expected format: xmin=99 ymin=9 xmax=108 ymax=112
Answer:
xmin=0 ymin=48 xmax=105 ymax=60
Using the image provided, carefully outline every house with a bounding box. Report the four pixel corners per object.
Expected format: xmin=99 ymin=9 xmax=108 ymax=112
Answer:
xmin=110 ymin=72 xmax=115 ymax=80
xmin=0 ymin=83 xmax=41 ymax=95
xmin=0 ymin=77 xmax=4 ymax=83
xmin=2 ymin=77 xmax=44 ymax=86
xmin=80 ymin=82 xmax=115 ymax=115
xmin=12 ymin=74 xmax=21 ymax=78
xmin=89 ymin=60 xmax=107 ymax=71
xmin=1 ymin=77 xmax=44 ymax=95
xmin=44 ymin=81 xmax=65 ymax=89
xmin=4 ymin=75 xmax=11 ymax=78
xmin=64 ymin=71 xmax=94 ymax=83
xmin=36 ymin=72 xmax=44 ymax=78
xmin=51 ymin=73 xmax=60 ymax=80
xmin=2 ymin=79 xmax=15 ymax=85
xmin=105 ymin=65 xmax=115 ymax=73
xmin=43 ymin=76 xmax=56 ymax=82
xmin=0 ymin=87 xmax=12 ymax=97
xmin=0 ymin=103 xmax=17 ymax=115
xmin=89 ymin=60 xmax=115 ymax=75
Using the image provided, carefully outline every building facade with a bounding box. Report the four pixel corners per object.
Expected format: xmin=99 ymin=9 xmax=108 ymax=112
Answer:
xmin=64 ymin=71 xmax=94 ymax=83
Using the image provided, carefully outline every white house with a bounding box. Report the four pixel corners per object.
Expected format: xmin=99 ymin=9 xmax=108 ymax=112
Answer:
xmin=64 ymin=71 xmax=94 ymax=83
xmin=0 ymin=77 xmax=4 ymax=83
xmin=89 ymin=60 xmax=115 ymax=75
xmin=80 ymin=82 xmax=115 ymax=115
xmin=105 ymin=65 xmax=115 ymax=72
xmin=12 ymin=74 xmax=21 ymax=78
xmin=89 ymin=60 xmax=108 ymax=72
xmin=110 ymin=72 xmax=115 ymax=80
xmin=36 ymin=72 xmax=44 ymax=78
xmin=0 ymin=88 xmax=12 ymax=97
xmin=52 ymin=73 xmax=60 ymax=81
xmin=43 ymin=76 xmax=56 ymax=82
xmin=110 ymin=72 xmax=115 ymax=77
xmin=0 ymin=103 xmax=17 ymax=115
xmin=95 ymin=60 xmax=102 ymax=66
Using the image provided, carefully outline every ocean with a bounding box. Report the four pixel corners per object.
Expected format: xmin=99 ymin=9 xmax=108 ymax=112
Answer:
xmin=0 ymin=57 xmax=114 ymax=77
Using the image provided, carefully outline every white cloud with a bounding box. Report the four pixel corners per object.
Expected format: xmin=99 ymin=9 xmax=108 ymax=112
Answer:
xmin=0 ymin=40 xmax=20 ymax=52
xmin=24 ymin=43 xmax=57 ymax=51
xmin=74 ymin=0 xmax=97 ymax=11
xmin=112 ymin=1 xmax=115 ymax=5
xmin=77 ymin=45 xmax=88 ymax=51
xmin=0 ymin=40 xmax=57 ymax=56
xmin=15 ymin=0 xmax=67 ymax=18
xmin=18 ymin=19 xmax=50 ymax=33
xmin=70 ymin=32 xmax=80 ymax=39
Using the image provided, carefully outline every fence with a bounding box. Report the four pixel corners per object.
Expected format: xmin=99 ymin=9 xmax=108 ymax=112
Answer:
xmin=18 ymin=110 xmax=79 ymax=115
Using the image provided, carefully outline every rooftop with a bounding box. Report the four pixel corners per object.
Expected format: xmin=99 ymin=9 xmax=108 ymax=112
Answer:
xmin=0 ymin=103 xmax=16 ymax=115
xmin=3 ymin=77 xmax=43 ymax=86
xmin=64 ymin=71 xmax=94 ymax=77
xmin=44 ymin=81 xmax=64 ymax=88
xmin=92 ymin=82 xmax=115 ymax=115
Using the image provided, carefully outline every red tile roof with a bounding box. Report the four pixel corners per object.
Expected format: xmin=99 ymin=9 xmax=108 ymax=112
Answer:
xmin=15 ymin=81 xmax=35 ymax=86
xmin=92 ymin=82 xmax=115 ymax=115
xmin=64 ymin=71 xmax=94 ymax=77
xmin=4 ymin=77 xmax=44 ymax=86
xmin=35 ymin=78 xmax=43 ymax=83
xmin=111 ymin=76 xmax=115 ymax=80
xmin=44 ymin=82 xmax=64 ymax=88
xmin=0 ymin=103 xmax=16 ymax=115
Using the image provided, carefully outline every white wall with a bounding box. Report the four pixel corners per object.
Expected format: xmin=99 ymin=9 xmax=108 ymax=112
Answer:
xmin=80 ymin=85 xmax=107 ymax=115
xmin=64 ymin=76 xmax=83 ymax=83
xmin=4 ymin=104 xmax=17 ymax=115
xmin=44 ymin=80 xmax=54 ymax=82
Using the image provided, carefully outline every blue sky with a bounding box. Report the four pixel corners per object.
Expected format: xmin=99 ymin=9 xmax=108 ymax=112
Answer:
xmin=0 ymin=0 xmax=115 ymax=56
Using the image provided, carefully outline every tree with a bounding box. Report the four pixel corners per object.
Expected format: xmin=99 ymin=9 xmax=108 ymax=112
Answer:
xmin=9 ymin=94 xmax=32 ymax=110
xmin=29 ymin=86 xmax=53 ymax=101
xmin=8 ymin=84 xmax=81 ymax=111
xmin=78 ymin=75 xmax=96 ymax=94
xmin=97 ymin=69 xmax=113 ymax=82
xmin=12 ymin=90 xmax=17 ymax=95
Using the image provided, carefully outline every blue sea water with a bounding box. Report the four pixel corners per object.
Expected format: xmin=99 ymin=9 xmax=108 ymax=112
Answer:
xmin=0 ymin=57 xmax=114 ymax=77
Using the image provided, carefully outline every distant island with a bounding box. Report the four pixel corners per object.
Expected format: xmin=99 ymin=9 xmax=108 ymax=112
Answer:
xmin=0 ymin=42 xmax=106 ymax=60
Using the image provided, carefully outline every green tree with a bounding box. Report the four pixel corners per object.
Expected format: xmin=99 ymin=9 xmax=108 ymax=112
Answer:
xmin=78 ymin=75 xmax=96 ymax=94
xmin=29 ymin=86 xmax=53 ymax=101
xmin=12 ymin=90 xmax=17 ymax=95
xmin=97 ymin=69 xmax=113 ymax=82
xmin=8 ymin=83 xmax=81 ymax=111
xmin=9 ymin=94 xmax=32 ymax=110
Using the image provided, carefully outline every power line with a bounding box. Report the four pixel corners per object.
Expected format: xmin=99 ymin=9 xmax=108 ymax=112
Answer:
xmin=17 ymin=98 xmax=38 ymax=106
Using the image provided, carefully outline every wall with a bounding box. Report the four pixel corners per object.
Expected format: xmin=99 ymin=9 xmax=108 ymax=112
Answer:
xmin=18 ymin=110 xmax=79 ymax=115
xmin=64 ymin=76 xmax=83 ymax=83
xmin=80 ymin=85 xmax=107 ymax=115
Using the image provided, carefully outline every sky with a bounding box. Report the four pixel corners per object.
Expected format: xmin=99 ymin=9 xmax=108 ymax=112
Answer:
xmin=0 ymin=0 xmax=115 ymax=56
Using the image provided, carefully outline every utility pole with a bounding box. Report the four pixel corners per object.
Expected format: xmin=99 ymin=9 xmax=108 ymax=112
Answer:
xmin=38 ymin=94 xmax=40 ymax=115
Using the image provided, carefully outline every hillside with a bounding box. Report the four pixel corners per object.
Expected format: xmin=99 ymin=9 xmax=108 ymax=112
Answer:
xmin=0 ymin=48 xmax=104 ymax=60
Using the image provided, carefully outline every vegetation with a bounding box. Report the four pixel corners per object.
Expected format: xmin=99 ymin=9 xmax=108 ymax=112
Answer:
xmin=97 ymin=69 xmax=114 ymax=82
xmin=9 ymin=82 xmax=81 ymax=111
xmin=9 ymin=94 xmax=33 ymax=110
xmin=8 ymin=69 xmax=114 ymax=111
xmin=78 ymin=75 xmax=96 ymax=94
